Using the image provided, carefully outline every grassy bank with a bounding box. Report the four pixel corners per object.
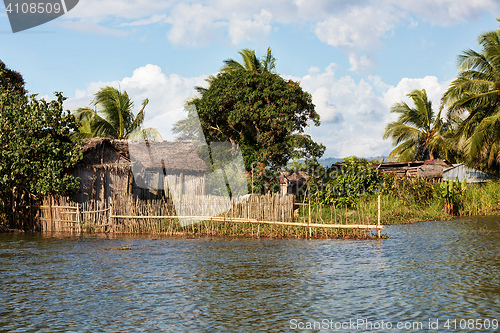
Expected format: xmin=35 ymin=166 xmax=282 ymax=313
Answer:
xmin=355 ymin=180 xmax=500 ymax=224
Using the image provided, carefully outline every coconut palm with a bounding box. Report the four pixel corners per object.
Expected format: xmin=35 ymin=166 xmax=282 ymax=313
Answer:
xmin=442 ymin=20 xmax=500 ymax=168
xmin=75 ymin=86 xmax=162 ymax=141
xmin=384 ymin=89 xmax=450 ymax=161
xmin=221 ymin=47 xmax=276 ymax=73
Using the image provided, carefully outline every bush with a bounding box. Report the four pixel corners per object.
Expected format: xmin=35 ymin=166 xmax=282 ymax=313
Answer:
xmin=311 ymin=157 xmax=382 ymax=207
xmin=383 ymin=176 xmax=437 ymax=206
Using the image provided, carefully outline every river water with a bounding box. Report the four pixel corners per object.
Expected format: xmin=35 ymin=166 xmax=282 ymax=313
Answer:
xmin=1 ymin=216 xmax=499 ymax=332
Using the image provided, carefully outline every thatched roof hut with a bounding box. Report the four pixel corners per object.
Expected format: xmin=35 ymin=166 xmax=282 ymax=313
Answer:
xmin=279 ymin=171 xmax=309 ymax=195
xmin=78 ymin=138 xmax=207 ymax=172
xmin=74 ymin=138 xmax=208 ymax=202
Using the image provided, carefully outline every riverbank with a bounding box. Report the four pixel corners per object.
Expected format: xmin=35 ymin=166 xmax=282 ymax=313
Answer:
xmin=2 ymin=180 xmax=500 ymax=236
xmin=351 ymin=180 xmax=500 ymax=224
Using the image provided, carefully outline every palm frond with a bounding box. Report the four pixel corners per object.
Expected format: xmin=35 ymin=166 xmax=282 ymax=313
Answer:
xmin=128 ymin=128 xmax=163 ymax=141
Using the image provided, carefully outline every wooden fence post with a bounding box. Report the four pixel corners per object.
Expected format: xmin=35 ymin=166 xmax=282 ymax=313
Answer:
xmin=76 ymin=203 xmax=81 ymax=233
xmin=377 ymin=194 xmax=381 ymax=239
xmin=308 ymin=200 xmax=312 ymax=238
xmin=48 ymin=196 xmax=53 ymax=232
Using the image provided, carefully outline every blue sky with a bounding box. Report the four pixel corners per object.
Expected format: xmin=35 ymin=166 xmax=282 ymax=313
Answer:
xmin=2 ymin=1 xmax=500 ymax=158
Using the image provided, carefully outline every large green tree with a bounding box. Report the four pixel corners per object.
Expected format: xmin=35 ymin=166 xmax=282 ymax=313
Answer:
xmin=179 ymin=69 xmax=325 ymax=171
xmin=0 ymin=62 xmax=81 ymax=229
xmin=442 ymin=20 xmax=500 ymax=170
xmin=75 ymin=86 xmax=162 ymax=141
xmin=0 ymin=60 xmax=26 ymax=95
xmin=384 ymin=89 xmax=450 ymax=161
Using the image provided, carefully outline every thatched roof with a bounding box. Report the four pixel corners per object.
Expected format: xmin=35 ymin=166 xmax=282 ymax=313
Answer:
xmin=279 ymin=171 xmax=309 ymax=184
xmin=78 ymin=138 xmax=208 ymax=173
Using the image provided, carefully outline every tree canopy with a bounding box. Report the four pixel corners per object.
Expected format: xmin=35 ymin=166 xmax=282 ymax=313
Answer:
xmin=384 ymin=89 xmax=450 ymax=161
xmin=0 ymin=62 xmax=81 ymax=228
xmin=179 ymin=68 xmax=325 ymax=171
xmin=222 ymin=47 xmax=276 ymax=74
xmin=0 ymin=60 xmax=26 ymax=95
xmin=75 ymin=86 xmax=162 ymax=141
xmin=442 ymin=19 xmax=500 ymax=170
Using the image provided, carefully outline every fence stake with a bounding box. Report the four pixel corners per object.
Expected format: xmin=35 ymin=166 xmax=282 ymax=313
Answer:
xmin=308 ymin=200 xmax=312 ymax=238
xmin=76 ymin=203 xmax=80 ymax=233
xmin=49 ymin=196 xmax=53 ymax=232
xmin=377 ymin=194 xmax=381 ymax=239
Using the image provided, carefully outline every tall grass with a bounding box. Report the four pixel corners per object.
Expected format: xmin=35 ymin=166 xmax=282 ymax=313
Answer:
xmin=458 ymin=181 xmax=500 ymax=216
xmin=353 ymin=180 xmax=500 ymax=224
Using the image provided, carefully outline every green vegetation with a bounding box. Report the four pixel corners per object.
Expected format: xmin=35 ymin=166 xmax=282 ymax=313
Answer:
xmin=382 ymin=19 xmax=500 ymax=176
xmin=177 ymin=49 xmax=325 ymax=171
xmin=0 ymin=61 xmax=81 ymax=229
xmin=75 ymin=86 xmax=162 ymax=141
xmin=383 ymin=89 xmax=451 ymax=162
xmin=442 ymin=19 xmax=500 ymax=173
xmin=353 ymin=178 xmax=500 ymax=224
xmin=295 ymin=155 xmax=500 ymax=224
xmin=311 ymin=157 xmax=381 ymax=207
xmin=221 ymin=47 xmax=277 ymax=74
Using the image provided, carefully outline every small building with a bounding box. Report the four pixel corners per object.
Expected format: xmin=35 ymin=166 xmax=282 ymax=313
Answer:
xmin=74 ymin=138 xmax=208 ymax=203
xmin=374 ymin=159 xmax=452 ymax=180
xmin=443 ymin=164 xmax=498 ymax=183
xmin=279 ymin=171 xmax=309 ymax=196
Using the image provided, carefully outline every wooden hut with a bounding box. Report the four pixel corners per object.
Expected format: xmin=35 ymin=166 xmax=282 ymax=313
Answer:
xmin=374 ymin=159 xmax=452 ymax=180
xmin=279 ymin=171 xmax=309 ymax=195
xmin=74 ymin=138 xmax=208 ymax=203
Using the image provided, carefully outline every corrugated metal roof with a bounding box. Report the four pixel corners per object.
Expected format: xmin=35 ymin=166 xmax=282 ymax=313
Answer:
xmin=443 ymin=164 xmax=497 ymax=183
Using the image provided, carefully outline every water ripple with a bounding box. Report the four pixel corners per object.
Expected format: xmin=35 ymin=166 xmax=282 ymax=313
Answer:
xmin=0 ymin=217 xmax=499 ymax=332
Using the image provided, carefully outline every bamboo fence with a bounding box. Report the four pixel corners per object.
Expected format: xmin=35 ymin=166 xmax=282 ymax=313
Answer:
xmin=37 ymin=193 xmax=383 ymax=239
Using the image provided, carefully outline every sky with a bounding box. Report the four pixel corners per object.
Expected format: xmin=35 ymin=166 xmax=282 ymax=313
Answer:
xmin=2 ymin=0 xmax=500 ymax=158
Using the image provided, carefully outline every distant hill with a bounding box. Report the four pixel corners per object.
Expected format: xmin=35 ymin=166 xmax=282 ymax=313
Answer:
xmin=318 ymin=156 xmax=388 ymax=167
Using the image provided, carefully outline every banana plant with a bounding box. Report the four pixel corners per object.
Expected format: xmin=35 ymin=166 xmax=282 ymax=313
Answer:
xmin=438 ymin=178 xmax=466 ymax=215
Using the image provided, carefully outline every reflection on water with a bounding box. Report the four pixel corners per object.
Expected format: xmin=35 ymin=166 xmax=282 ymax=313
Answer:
xmin=0 ymin=217 xmax=499 ymax=332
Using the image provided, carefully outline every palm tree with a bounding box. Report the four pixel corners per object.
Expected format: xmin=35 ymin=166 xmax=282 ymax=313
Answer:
xmin=384 ymin=89 xmax=450 ymax=161
xmin=221 ymin=47 xmax=276 ymax=73
xmin=442 ymin=20 xmax=500 ymax=168
xmin=75 ymin=86 xmax=162 ymax=141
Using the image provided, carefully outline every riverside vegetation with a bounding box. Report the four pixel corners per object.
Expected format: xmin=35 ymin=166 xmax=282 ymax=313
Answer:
xmin=304 ymin=157 xmax=500 ymax=225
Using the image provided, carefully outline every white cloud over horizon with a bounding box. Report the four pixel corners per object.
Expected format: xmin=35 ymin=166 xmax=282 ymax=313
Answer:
xmin=65 ymin=64 xmax=208 ymax=141
xmin=66 ymin=63 xmax=450 ymax=158
xmin=59 ymin=0 xmax=500 ymax=74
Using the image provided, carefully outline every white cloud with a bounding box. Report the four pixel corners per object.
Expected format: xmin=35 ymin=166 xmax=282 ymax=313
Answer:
xmin=314 ymin=4 xmax=402 ymax=52
xmin=228 ymin=9 xmax=273 ymax=45
xmin=65 ymin=64 xmax=208 ymax=141
xmin=288 ymin=66 xmax=451 ymax=157
xmin=348 ymin=53 xmax=377 ymax=73
xmin=66 ymin=63 xmax=450 ymax=158
xmin=382 ymin=76 xmax=450 ymax=111
xmin=394 ymin=0 xmax=500 ymax=25
xmin=166 ymin=3 xmax=224 ymax=47
xmin=56 ymin=0 xmax=500 ymax=72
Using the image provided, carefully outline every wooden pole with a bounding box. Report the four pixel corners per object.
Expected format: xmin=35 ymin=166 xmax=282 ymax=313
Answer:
xmin=48 ymin=196 xmax=53 ymax=232
xmin=76 ymin=203 xmax=80 ymax=233
xmin=308 ymin=199 xmax=312 ymax=238
xmin=377 ymin=194 xmax=381 ymax=239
